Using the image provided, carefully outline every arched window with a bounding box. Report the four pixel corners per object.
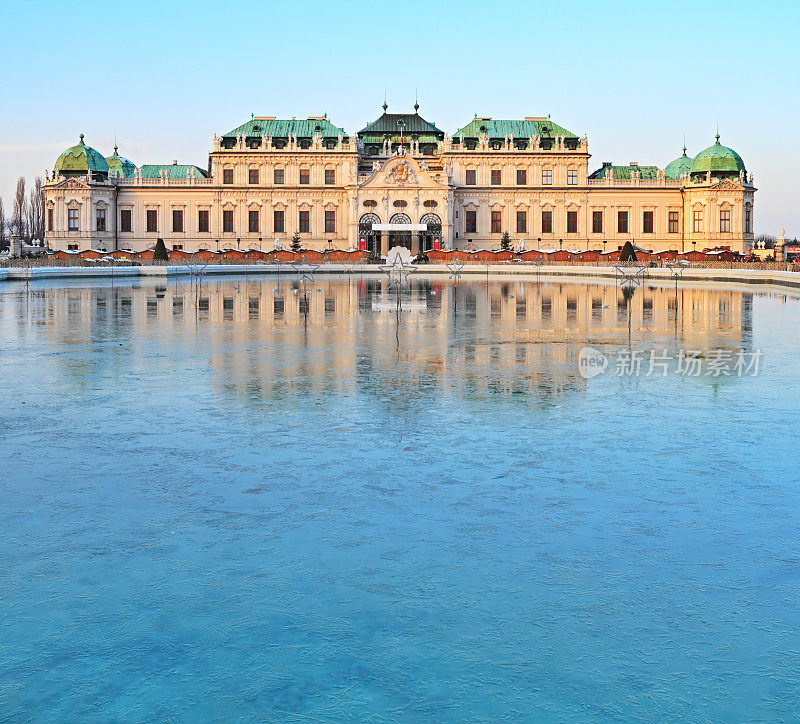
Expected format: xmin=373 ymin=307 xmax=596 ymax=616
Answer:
xmin=389 ymin=213 xmax=411 ymax=224
xmin=359 ymin=213 xmax=380 ymax=233
xmin=420 ymin=213 xmax=441 ymax=228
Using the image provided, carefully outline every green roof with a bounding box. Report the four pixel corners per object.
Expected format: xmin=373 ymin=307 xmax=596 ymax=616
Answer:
xmin=589 ymin=164 xmax=662 ymax=180
xmin=358 ymin=111 xmax=444 ymax=138
xmin=106 ymin=146 xmax=137 ymax=179
xmin=664 ymin=147 xmax=693 ymax=179
xmin=691 ymin=135 xmax=745 ymax=176
xmin=454 ymin=117 xmax=577 ymax=139
xmin=222 ymin=116 xmax=347 ymax=139
xmin=140 ymin=164 xmax=208 ymax=179
xmin=54 ymin=134 xmax=109 ymax=174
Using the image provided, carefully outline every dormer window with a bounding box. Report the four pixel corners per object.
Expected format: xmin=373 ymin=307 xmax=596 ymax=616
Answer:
xmin=252 ymin=125 xmax=261 ymax=132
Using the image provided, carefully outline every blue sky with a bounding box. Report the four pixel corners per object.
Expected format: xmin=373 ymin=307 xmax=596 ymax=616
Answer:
xmin=2 ymin=0 xmax=797 ymax=236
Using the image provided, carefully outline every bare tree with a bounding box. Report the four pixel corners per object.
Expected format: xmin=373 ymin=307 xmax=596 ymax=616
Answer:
xmin=0 ymin=197 xmax=6 ymax=251
xmin=12 ymin=177 xmax=26 ymax=240
xmin=27 ymin=176 xmax=45 ymax=243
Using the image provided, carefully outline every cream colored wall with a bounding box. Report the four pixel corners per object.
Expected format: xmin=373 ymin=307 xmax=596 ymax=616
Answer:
xmin=44 ymin=135 xmax=756 ymax=254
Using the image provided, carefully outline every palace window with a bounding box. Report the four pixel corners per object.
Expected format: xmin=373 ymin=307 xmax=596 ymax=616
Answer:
xmin=668 ymin=211 xmax=679 ymax=234
xmin=121 ymin=209 xmax=132 ymax=233
xmin=299 ymin=168 xmax=310 ymax=185
xmin=542 ymin=210 xmax=553 ymax=234
xmin=720 ymin=209 xmax=731 ymax=233
xmin=517 ymin=169 xmax=527 ymax=185
xmin=567 ymin=169 xmax=578 ymax=185
xmin=567 ymin=210 xmax=578 ymax=234
xmin=363 ymin=200 xmax=377 ymax=208
xmin=393 ymin=200 xmax=407 ymax=208
xmin=745 ymin=204 xmax=752 ymax=233
xmin=618 ymin=211 xmax=628 ymax=234
xmin=173 ymin=244 xmax=183 ymax=250
xmin=172 ymin=209 xmax=183 ymax=233
xmin=68 ymin=208 xmax=79 ymax=231
xmin=491 ymin=210 xmax=502 ymax=233
xmin=542 ymin=168 xmax=552 ymax=185
xmin=96 ymin=207 xmax=106 ymax=232
xmin=248 ymin=168 xmax=259 ymax=185
xmin=249 ymin=209 xmax=259 ymax=233
xmin=146 ymin=209 xmax=157 ymax=233
xmin=222 ymin=168 xmax=233 ymax=184
xmin=643 ymin=211 xmax=654 ymax=234
xmin=67 ymin=243 xmax=79 ymax=250
xmin=198 ymin=209 xmax=209 ymax=233
xmin=274 ymin=210 xmax=285 ymax=233
xmin=47 ymin=208 xmax=54 ymax=232
xmin=693 ymin=209 xmax=703 ymax=233
xmin=465 ymin=209 xmax=477 ymax=234
xmin=299 ymin=210 xmax=310 ymax=233
xmin=491 ymin=169 xmax=501 ymax=185
xmin=325 ymin=168 xmax=335 ymax=185
xmin=465 ymin=169 xmax=476 ymax=185
xmin=423 ymin=200 xmax=438 ymax=208
xmin=516 ymin=211 xmax=527 ymax=233
xmin=223 ymin=209 xmax=234 ymax=233
xmin=274 ymin=168 xmax=285 ymax=184
xmin=325 ymin=210 xmax=335 ymax=233
xmin=592 ymin=210 xmax=603 ymax=234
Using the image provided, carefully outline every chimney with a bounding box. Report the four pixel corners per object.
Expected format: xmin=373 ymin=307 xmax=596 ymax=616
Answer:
xmin=602 ymin=161 xmax=612 ymax=168
xmin=173 ymin=160 xmax=178 ymax=165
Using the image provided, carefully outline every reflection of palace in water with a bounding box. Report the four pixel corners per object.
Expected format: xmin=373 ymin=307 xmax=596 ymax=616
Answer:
xmin=16 ymin=276 xmax=753 ymax=397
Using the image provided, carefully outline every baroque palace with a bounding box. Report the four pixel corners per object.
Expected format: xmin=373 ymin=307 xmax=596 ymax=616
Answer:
xmin=43 ymin=104 xmax=756 ymax=255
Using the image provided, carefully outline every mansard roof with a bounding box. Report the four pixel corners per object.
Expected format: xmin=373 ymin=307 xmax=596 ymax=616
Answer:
xmin=589 ymin=163 xmax=662 ymax=180
xmin=455 ymin=117 xmax=578 ymax=139
xmin=141 ymin=164 xmax=208 ymax=179
xmin=222 ymin=116 xmax=347 ymax=140
xmin=358 ymin=111 xmax=444 ymax=138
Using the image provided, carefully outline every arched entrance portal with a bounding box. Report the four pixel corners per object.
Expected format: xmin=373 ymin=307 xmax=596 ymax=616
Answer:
xmin=359 ymin=213 xmax=381 ymax=255
xmin=388 ymin=213 xmax=412 ymax=251
xmin=420 ymin=213 xmax=442 ymax=251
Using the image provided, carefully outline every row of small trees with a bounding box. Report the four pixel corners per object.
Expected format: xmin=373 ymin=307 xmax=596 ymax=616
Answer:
xmin=0 ymin=176 xmax=45 ymax=250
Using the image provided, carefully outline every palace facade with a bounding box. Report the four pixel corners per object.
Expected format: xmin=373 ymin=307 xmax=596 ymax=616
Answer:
xmin=43 ymin=106 xmax=757 ymax=255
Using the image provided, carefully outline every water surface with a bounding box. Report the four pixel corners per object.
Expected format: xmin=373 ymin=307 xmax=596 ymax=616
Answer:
xmin=2 ymin=274 xmax=799 ymax=721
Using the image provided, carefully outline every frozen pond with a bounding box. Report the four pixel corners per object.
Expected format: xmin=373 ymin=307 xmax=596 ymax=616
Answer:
xmin=2 ymin=273 xmax=800 ymax=720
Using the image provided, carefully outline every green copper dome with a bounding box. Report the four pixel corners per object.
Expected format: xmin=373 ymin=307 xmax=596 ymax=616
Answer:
xmin=690 ymin=134 xmax=745 ymax=179
xmin=106 ymin=145 xmax=137 ymax=178
xmin=665 ymin=146 xmax=693 ymax=179
xmin=54 ymin=134 xmax=109 ymax=177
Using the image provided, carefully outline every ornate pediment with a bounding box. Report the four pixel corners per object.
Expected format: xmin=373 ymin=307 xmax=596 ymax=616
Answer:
xmin=359 ymin=155 xmax=449 ymax=191
xmin=712 ymin=178 xmax=743 ymax=192
xmin=51 ymin=177 xmax=91 ymax=190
